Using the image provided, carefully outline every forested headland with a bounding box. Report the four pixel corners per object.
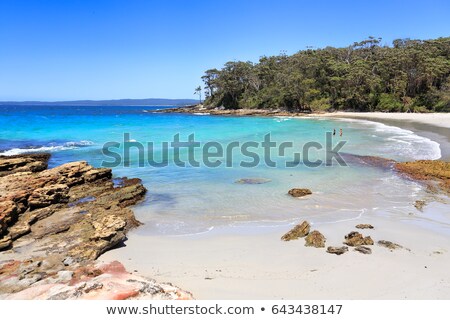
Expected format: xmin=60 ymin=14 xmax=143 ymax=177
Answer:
xmin=201 ymin=37 xmax=450 ymax=113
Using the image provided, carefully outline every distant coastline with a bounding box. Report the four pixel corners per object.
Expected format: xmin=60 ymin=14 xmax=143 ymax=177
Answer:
xmin=0 ymin=98 xmax=197 ymax=107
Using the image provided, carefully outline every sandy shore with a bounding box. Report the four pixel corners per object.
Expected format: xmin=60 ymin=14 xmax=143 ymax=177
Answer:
xmin=307 ymin=112 xmax=450 ymax=129
xmin=307 ymin=112 xmax=450 ymax=161
xmin=101 ymin=210 xmax=450 ymax=299
xmin=100 ymin=112 xmax=450 ymax=299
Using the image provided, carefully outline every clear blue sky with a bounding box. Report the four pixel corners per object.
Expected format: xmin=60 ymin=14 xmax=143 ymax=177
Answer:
xmin=0 ymin=0 xmax=449 ymax=101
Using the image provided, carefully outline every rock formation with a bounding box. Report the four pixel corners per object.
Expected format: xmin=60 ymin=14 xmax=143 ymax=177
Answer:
xmin=344 ymin=231 xmax=374 ymax=247
xmin=414 ymin=200 xmax=427 ymax=211
xmin=326 ymin=246 xmax=348 ymax=255
xmin=355 ymin=224 xmax=374 ymax=229
xmin=305 ymin=230 xmax=326 ymax=248
xmin=395 ymin=160 xmax=450 ymax=194
xmin=281 ymin=221 xmax=310 ymax=241
xmin=0 ymin=154 xmax=192 ymax=300
xmin=288 ymin=188 xmax=312 ymax=198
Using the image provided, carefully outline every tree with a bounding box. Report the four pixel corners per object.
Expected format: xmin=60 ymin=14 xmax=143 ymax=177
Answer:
xmin=194 ymin=86 xmax=202 ymax=104
xmin=201 ymin=36 xmax=450 ymax=112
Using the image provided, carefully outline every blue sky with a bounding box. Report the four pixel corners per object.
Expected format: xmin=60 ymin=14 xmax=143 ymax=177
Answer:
xmin=0 ymin=0 xmax=449 ymax=101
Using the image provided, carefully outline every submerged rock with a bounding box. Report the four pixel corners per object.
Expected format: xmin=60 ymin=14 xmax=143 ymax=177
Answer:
xmin=326 ymin=246 xmax=348 ymax=255
xmin=288 ymin=188 xmax=312 ymax=198
xmin=354 ymin=246 xmax=372 ymax=254
xmin=355 ymin=224 xmax=374 ymax=229
xmin=414 ymin=200 xmax=427 ymax=211
xmin=344 ymin=231 xmax=374 ymax=247
xmin=339 ymin=153 xmax=396 ymax=170
xmin=305 ymin=230 xmax=326 ymax=248
xmin=281 ymin=221 xmax=310 ymax=241
xmin=235 ymin=178 xmax=272 ymax=184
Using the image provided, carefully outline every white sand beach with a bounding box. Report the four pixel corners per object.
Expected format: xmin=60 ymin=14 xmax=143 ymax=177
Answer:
xmin=101 ymin=113 xmax=450 ymax=300
xmin=101 ymin=207 xmax=450 ymax=299
xmin=310 ymin=112 xmax=450 ymax=129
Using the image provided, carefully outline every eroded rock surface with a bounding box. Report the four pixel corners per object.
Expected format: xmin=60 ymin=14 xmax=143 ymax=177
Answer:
xmin=288 ymin=188 xmax=312 ymax=198
xmin=0 ymin=154 xmax=192 ymax=300
xmin=395 ymin=160 xmax=450 ymax=194
xmin=0 ymin=260 xmax=193 ymax=300
xmin=305 ymin=230 xmax=326 ymax=248
xmin=344 ymin=231 xmax=374 ymax=247
xmin=356 ymin=224 xmax=374 ymax=229
xmin=281 ymin=221 xmax=310 ymax=241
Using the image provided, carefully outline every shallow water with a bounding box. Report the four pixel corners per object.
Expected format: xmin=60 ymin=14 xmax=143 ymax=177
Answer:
xmin=0 ymin=105 xmax=446 ymax=235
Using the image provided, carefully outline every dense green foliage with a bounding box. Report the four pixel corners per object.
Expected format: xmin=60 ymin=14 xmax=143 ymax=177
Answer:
xmin=202 ymin=37 xmax=450 ymax=112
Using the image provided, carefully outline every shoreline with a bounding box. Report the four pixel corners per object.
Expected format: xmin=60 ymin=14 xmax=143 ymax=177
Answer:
xmin=305 ymin=112 xmax=450 ymax=161
xmin=158 ymin=107 xmax=450 ymax=161
xmin=100 ymin=111 xmax=450 ymax=299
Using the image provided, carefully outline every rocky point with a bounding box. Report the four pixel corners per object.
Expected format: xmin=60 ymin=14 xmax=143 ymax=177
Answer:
xmin=0 ymin=154 xmax=193 ymax=300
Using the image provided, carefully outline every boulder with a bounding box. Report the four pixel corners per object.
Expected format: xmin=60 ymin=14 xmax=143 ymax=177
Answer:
xmin=326 ymin=246 xmax=348 ymax=255
xmin=305 ymin=230 xmax=326 ymax=248
xmin=355 ymin=224 xmax=374 ymax=229
xmin=344 ymin=231 xmax=374 ymax=246
xmin=288 ymin=188 xmax=312 ymax=198
xmin=281 ymin=221 xmax=310 ymax=241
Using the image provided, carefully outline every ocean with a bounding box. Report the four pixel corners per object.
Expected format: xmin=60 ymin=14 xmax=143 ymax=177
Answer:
xmin=0 ymin=105 xmax=444 ymax=235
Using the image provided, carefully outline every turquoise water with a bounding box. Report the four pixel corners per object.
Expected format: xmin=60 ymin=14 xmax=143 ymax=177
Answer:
xmin=0 ymin=105 xmax=443 ymax=235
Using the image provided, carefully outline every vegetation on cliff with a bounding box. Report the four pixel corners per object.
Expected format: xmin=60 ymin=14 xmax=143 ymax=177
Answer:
xmin=201 ymin=37 xmax=450 ymax=113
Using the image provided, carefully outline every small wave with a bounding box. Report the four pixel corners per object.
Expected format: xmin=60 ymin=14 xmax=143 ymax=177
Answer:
xmin=273 ymin=116 xmax=292 ymax=122
xmin=323 ymin=117 xmax=441 ymax=160
xmin=0 ymin=140 xmax=95 ymax=156
xmin=193 ymin=112 xmax=210 ymax=115
xmin=169 ymin=226 xmax=215 ymax=237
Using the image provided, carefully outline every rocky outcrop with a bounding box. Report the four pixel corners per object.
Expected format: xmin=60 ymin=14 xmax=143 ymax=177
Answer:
xmin=0 ymin=154 xmax=50 ymax=177
xmin=305 ymin=230 xmax=326 ymax=248
xmin=395 ymin=160 xmax=450 ymax=194
xmin=0 ymin=154 xmax=192 ymax=300
xmin=344 ymin=231 xmax=374 ymax=247
xmin=288 ymin=188 xmax=312 ymax=198
xmin=327 ymin=246 xmax=348 ymax=255
xmin=154 ymin=106 xmax=303 ymax=117
xmin=281 ymin=221 xmax=310 ymax=241
xmin=355 ymin=224 xmax=374 ymax=229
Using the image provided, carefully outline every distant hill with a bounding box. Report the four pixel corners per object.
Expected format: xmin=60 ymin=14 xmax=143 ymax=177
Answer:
xmin=0 ymin=98 xmax=198 ymax=106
